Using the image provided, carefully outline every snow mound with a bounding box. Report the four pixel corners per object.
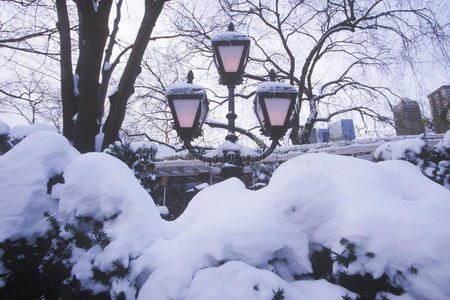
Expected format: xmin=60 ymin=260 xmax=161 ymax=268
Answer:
xmin=0 ymin=131 xmax=79 ymax=242
xmin=0 ymin=121 xmax=10 ymax=136
xmin=10 ymin=123 xmax=57 ymax=140
xmin=374 ymin=137 xmax=425 ymax=160
xmin=185 ymin=261 xmax=355 ymax=300
xmin=135 ymin=153 xmax=450 ymax=300
xmin=58 ymin=152 xmax=165 ymax=289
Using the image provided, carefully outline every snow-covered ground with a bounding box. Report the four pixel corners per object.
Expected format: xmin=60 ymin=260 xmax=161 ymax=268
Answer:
xmin=1 ymin=130 xmax=450 ymax=299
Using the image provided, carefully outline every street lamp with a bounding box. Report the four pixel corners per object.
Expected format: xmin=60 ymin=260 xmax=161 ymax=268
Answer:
xmin=211 ymin=22 xmax=250 ymax=87
xmin=254 ymin=71 xmax=297 ymax=140
xmin=165 ymin=23 xmax=297 ymax=179
xmin=166 ymin=71 xmax=209 ymax=142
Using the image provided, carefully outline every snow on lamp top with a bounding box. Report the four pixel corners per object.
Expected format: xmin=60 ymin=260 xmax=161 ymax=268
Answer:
xmin=210 ymin=24 xmax=250 ymax=43
xmin=166 ymin=82 xmax=206 ymax=97
xmin=256 ymin=81 xmax=297 ymax=94
xmin=211 ymin=30 xmax=250 ymax=42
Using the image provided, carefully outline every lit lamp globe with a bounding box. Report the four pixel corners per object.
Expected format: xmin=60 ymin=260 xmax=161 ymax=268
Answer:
xmin=166 ymin=75 xmax=209 ymax=141
xmin=254 ymin=81 xmax=297 ymax=138
xmin=211 ymin=23 xmax=251 ymax=86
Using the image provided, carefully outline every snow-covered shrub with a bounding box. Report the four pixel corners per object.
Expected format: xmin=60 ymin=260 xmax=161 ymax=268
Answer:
xmin=2 ymin=131 xmax=450 ymax=299
xmin=105 ymin=141 xmax=157 ymax=194
xmin=0 ymin=131 xmax=79 ymax=241
xmin=0 ymin=121 xmax=12 ymax=155
xmin=0 ymin=122 xmax=58 ymax=156
xmin=308 ymin=239 xmax=409 ymax=299
xmin=57 ymin=152 xmax=164 ymax=298
xmin=375 ymin=132 xmax=450 ymax=188
xmin=0 ymin=212 xmax=110 ymax=299
xmin=373 ymin=137 xmax=426 ymax=163
xmin=0 ymin=135 xmax=164 ymax=298
xmin=106 ymin=141 xmax=209 ymax=220
xmin=10 ymin=123 xmax=57 ymax=141
xmin=250 ymin=162 xmax=279 ymax=190
xmin=132 ymin=153 xmax=450 ymax=300
xmin=0 ymin=131 xmax=82 ymax=297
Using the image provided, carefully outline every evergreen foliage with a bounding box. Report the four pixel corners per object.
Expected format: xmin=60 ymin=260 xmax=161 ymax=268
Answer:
xmin=249 ymin=162 xmax=279 ymax=190
xmin=0 ymin=133 xmax=12 ymax=155
xmin=0 ymin=131 xmax=20 ymax=155
xmin=308 ymin=239 xmax=415 ymax=300
xmin=375 ymin=134 xmax=450 ymax=189
xmin=0 ymin=212 xmax=111 ymax=299
xmin=271 ymin=287 xmax=285 ymax=300
xmin=420 ymin=141 xmax=450 ymax=188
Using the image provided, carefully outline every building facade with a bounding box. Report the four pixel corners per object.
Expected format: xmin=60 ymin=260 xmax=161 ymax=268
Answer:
xmin=428 ymin=85 xmax=450 ymax=133
xmin=393 ymin=99 xmax=424 ymax=135
xmin=329 ymin=119 xmax=355 ymax=141
xmin=309 ymin=128 xmax=330 ymax=143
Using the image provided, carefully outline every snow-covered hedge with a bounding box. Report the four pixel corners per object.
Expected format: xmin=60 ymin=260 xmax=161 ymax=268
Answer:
xmin=250 ymin=162 xmax=279 ymax=190
xmin=0 ymin=121 xmax=12 ymax=155
xmin=1 ymin=131 xmax=450 ymax=299
xmin=105 ymin=141 xmax=157 ymax=195
xmin=0 ymin=121 xmax=58 ymax=156
xmin=374 ymin=132 xmax=450 ymax=188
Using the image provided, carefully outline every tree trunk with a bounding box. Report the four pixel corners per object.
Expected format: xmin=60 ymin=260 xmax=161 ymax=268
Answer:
xmin=102 ymin=0 xmax=165 ymax=149
xmin=300 ymin=122 xmax=314 ymax=144
xmin=55 ymin=0 xmax=76 ymax=141
xmin=289 ymin=110 xmax=301 ymax=145
xmin=299 ymin=97 xmax=318 ymax=144
xmin=73 ymin=0 xmax=112 ymax=153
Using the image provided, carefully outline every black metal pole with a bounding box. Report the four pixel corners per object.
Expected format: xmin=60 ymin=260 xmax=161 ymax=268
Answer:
xmin=225 ymin=85 xmax=238 ymax=143
xmin=221 ymin=84 xmax=243 ymax=179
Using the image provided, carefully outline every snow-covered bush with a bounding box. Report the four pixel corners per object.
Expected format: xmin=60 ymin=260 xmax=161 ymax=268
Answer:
xmin=105 ymin=141 xmax=157 ymax=195
xmin=131 ymin=154 xmax=450 ymax=300
xmin=56 ymin=152 xmax=164 ymax=298
xmin=0 ymin=121 xmax=12 ymax=155
xmin=2 ymin=132 xmax=450 ymax=299
xmin=9 ymin=123 xmax=57 ymax=141
xmin=0 ymin=122 xmax=59 ymax=156
xmin=0 ymin=131 xmax=79 ymax=241
xmin=0 ymin=212 xmax=110 ymax=299
xmin=106 ymin=141 xmax=208 ymax=220
xmin=0 ymin=131 xmax=81 ymax=297
xmin=0 ymin=133 xmax=165 ymax=298
xmin=374 ymin=132 xmax=450 ymax=188
xmin=250 ymin=162 xmax=279 ymax=190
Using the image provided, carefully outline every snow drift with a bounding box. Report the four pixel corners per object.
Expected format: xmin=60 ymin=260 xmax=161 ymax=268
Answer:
xmin=0 ymin=131 xmax=79 ymax=241
xmin=133 ymin=153 xmax=450 ymax=300
xmin=1 ymin=131 xmax=450 ymax=299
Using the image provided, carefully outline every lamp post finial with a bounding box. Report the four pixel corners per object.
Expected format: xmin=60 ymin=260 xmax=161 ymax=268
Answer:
xmin=187 ymin=70 xmax=194 ymax=84
xmin=269 ymin=69 xmax=276 ymax=81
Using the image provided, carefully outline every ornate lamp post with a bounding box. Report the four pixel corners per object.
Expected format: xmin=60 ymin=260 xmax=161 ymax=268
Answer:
xmin=254 ymin=71 xmax=298 ymax=140
xmin=166 ymin=23 xmax=297 ymax=179
xmin=165 ymin=71 xmax=209 ymax=142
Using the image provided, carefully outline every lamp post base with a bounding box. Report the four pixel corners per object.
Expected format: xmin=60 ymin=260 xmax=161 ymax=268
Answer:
xmin=220 ymin=150 xmax=243 ymax=179
xmin=220 ymin=163 xmax=243 ymax=179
